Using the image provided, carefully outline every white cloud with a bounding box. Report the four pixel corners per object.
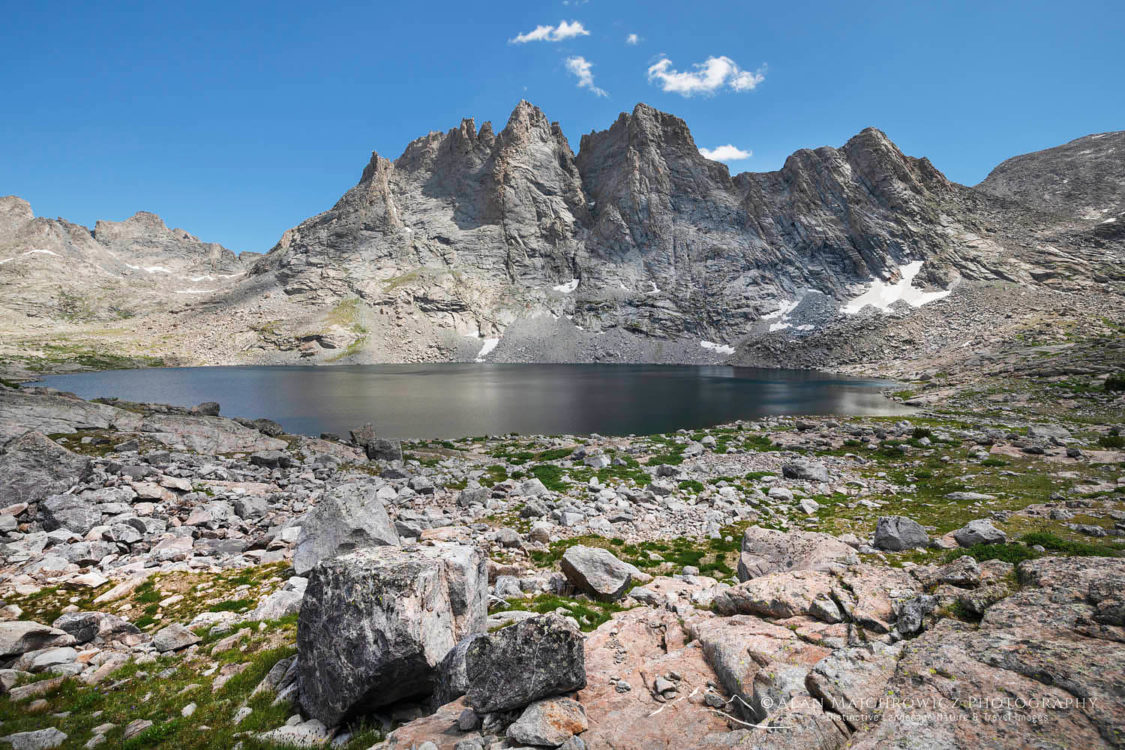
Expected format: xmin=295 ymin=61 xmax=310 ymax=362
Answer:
xmin=625 ymin=33 xmax=640 ymax=45
xmin=699 ymin=144 xmax=752 ymax=162
xmin=510 ymin=20 xmax=590 ymax=44
xmin=647 ymin=56 xmax=765 ymax=96
xmin=565 ymin=56 xmax=607 ymax=97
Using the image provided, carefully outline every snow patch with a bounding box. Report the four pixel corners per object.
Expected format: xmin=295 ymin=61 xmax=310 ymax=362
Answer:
xmin=0 ymin=249 xmax=59 ymax=265
xmin=762 ymin=300 xmax=798 ymax=320
xmin=769 ymin=322 xmax=791 ymax=333
xmin=1102 ymin=217 xmax=1117 ymax=224
xmin=842 ymin=261 xmax=950 ymax=315
xmin=700 ymin=340 xmax=735 ymax=355
xmin=124 ymin=263 xmax=172 ymax=274
xmin=475 ymin=337 xmax=499 ymax=362
xmin=553 ymin=278 xmax=579 ymax=294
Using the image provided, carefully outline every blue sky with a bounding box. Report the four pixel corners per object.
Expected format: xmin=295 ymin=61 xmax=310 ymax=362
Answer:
xmin=2 ymin=0 xmax=1122 ymax=253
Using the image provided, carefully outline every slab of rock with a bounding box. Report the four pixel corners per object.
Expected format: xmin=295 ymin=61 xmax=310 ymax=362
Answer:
xmin=953 ymin=519 xmax=1007 ymax=547
xmin=0 ymin=432 xmax=91 ymax=506
xmin=292 ymin=481 xmax=400 ymax=575
xmin=0 ymin=622 xmax=75 ymax=658
xmin=0 ymin=387 xmax=144 ymax=439
xmin=141 ymin=413 xmax=287 ymax=454
xmin=737 ymin=526 xmax=857 ymax=581
xmin=38 ymin=494 xmax=102 ymax=534
xmin=297 ymin=544 xmax=487 ymax=726
xmin=507 ymin=697 xmax=588 ymax=747
xmin=153 ymin=624 xmax=201 ymax=652
xmin=465 ymin=614 xmax=586 ymax=713
xmin=690 ymin=615 xmax=831 ymax=721
xmin=0 ymin=727 xmax=67 ymax=750
xmin=560 ymin=545 xmax=649 ymax=600
xmin=873 ymin=515 xmax=929 ymax=551
xmin=805 ymin=643 xmax=902 ymax=731
xmin=712 ymin=570 xmax=843 ymax=622
xmin=577 ymin=608 xmax=731 ymax=749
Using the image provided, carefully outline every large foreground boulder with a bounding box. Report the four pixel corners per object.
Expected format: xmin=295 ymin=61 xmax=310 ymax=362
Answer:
xmin=465 ymin=614 xmax=586 ymax=713
xmin=737 ymin=526 xmax=858 ymax=581
xmin=0 ymin=432 xmax=91 ymax=506
xmin=292 ymin=482 xmax=400 ymax=575
xmin=560 ymin=545 xmax=650 ymax=600
xmin=297 ymin=544 xmax=486 ymax=726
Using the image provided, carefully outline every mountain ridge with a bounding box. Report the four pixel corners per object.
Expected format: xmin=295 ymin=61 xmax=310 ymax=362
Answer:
xmin=0 ymin=101 xmax=1121 ymax=376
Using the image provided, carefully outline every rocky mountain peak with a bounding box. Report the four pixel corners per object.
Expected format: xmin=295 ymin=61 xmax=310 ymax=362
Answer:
xmin=0 ymin=195 xmax=34 ymax=235
xmin=976 ymin=130 xmax=1125 ymax=220
xmin=93 ymin=211 xmax=173 ymax=243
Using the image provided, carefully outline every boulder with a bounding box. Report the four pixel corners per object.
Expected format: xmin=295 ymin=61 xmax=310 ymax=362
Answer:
xmin=433 ymin=633 xmax=487 ymax=706
xmin=953 ymin=519 xmax=1007 ymax=547
xmin=465 ymin=614 xmax=586 ymax=713
xmin=292 ymin=482 xmax=400 ymax=575
xmin=781 ymin=458 xmax=830 ymax=483
xmin=0 ymin=432 xmax=91 ymax=506
xmin=0 ymin=728 xmax=67 ymax=750
xmin=520 ymin=478 xmax=550 ymax=497
xmin=1027 ymin=424 xmax=1070 ymax=441
xmin=231 ymin=495 xmax=268 ymax=520
xmin=457 ymin=488 xmax=490 ymax=507
xmin=507 ymin=697 xmax=588 ymax=747
xmin=249 ymin=450 xmax=294 ymax=469
xmin=737 ymin=526 xmax=858 ymax=581
xmin=38 ymin=494 xmax=102 ymax=535
xmin=873 ymin=516 xmax=930 ymax=551
xmin=560 ymin=545 xmax=649 ymax=600
xmin=51 ymin=612 xmax=140 ymax=646
xmin=153 ymin=624 xmax=201 ymax=652
xmin=49 ymin=613 xmax=100 ymax=644
xmin=712 ymin=570 xmax=843 ymax=621
xmin=250 ymin=577 xmax=308 ymax=621
xmin=0 ymin=622 xmax=75 ymax=658
xmin=297 ymin=544 xmax=487 ymax=726
xmin=349 ymin=424 xmax=402 ymax=462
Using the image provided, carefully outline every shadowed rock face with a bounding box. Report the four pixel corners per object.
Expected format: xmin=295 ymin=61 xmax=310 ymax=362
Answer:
xmin=297 ymin=544 xmax=487 ymax=726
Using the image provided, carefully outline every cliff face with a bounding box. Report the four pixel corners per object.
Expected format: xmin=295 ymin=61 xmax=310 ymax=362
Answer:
xmin=255 ymin=102 xmax=1006 ymax=353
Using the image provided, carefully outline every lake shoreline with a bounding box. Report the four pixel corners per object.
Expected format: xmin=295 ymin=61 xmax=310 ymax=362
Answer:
xmin=25 ymin=363 xmax=912 ymax=440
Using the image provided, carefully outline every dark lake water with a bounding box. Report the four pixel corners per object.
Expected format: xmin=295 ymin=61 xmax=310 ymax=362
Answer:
xmin=32 ymin=364 xmax=911 ymax=439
